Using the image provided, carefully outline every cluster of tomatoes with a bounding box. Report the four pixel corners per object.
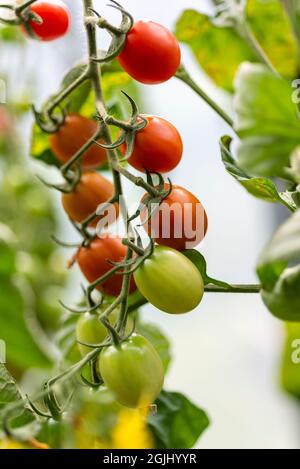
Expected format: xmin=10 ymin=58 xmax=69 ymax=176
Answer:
xmin=23 ymin=1 xmax=208 ymax=409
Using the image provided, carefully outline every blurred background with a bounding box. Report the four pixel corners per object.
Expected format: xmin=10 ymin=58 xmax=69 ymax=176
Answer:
xmin=0 ymin=0 xmax=300 ymax=449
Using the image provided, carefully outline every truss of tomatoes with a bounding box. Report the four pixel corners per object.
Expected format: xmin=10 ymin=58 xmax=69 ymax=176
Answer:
xmin=24 ymin=1 xmax=209 ymax=409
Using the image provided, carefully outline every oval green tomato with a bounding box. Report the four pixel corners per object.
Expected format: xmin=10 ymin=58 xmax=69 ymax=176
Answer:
xmin=134 ymin=246 xmax=204 ymax=314
xmin=76 ymin=309 xmax=133 ymax=357
xmin=99 ymin=334 xmax=164 ymax=408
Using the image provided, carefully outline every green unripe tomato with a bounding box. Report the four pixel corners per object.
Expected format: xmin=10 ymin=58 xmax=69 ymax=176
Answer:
xmin=76 ymin=308 xmax=133 ymax=357
xmin=99 ymin=334 xmax=164 ymax=408
xmin=133 ymin=245 xmax=204 ymax=314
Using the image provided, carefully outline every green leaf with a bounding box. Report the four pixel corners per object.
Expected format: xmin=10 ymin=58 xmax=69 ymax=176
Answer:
xmin=148 ymin=390 xmax=209 ymax=449
xmin=281 ymin=323 xmax=300 ymax=399
xmin=176 ymin=9 xmax=255 ymax=92
xmin=0 ymin=364 xmax=38 ymax=438
xmin=246 ymin=0 xmax=298 ymax=78
xmin=0 ymin=240 xmax=16 ymax=277
xmin=234 ymin=62 xmax=300 ymax=177
xmin=183 ymin=249 xmax=231 ymax=288
xmin=136 ymin=322 xmax=171 ymax=373
xmin=175 ymin=1 xmax=298 ymax=92
xmin=220 ymin=135 xmax=296 ymax=209
xmin=0 ymin=279 xmax=51 ymax=369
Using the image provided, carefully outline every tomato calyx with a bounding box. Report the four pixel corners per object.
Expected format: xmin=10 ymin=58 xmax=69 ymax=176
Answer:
xmin=90 ymin=1 xmax=133 ymax=63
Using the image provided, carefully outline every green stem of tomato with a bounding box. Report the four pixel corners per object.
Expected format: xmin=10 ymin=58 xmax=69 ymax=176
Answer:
xmin=83 ymin=0 xmax=134 ymax=336
xmin=175 ymin=65 xmax=234 ymax=129
xmin=15 ymin=0 xmax=39 ymax=15
xmin=128 ymin=284 xmax=261 ymax=312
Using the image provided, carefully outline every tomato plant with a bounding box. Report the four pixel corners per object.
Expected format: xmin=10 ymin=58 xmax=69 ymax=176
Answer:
xmin=118 ymin=20 xmax=181 ymax=84
xmin=76 ymin=235 xmax=137 ymax=297
xmin=99 ymin=334 xmax=164 ymax=408
xmin=141 ymin=184 xmax=208 ymax=251
xmin=22 ymin=0 xmax=70 ymax=41
xmin=134 ymin=246 xmax=204 ymax=314
xmin=62 ymin=171 xmax=119 ymax=227
xmin=2 ymin=0 xmax=300 ymax=452
xmin=120 ymin=115 xmax=183 ymax=173
xmin=49 ymin=113 xmax=107 ymax=168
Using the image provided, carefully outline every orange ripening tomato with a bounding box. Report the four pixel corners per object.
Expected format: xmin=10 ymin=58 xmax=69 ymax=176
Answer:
xmin=76 ymin=235 xmax=137 ymax=297
xmin=120 ymin=116 xmax=183 ymax=174
xmin=49 ymin=113 xmax=107 ymax=168
xmin=62 ymin=172 xmax=119 ymax=227
xmin=140 ymin=184 xmax=208 ymax=251
xmin=117 ymin=21 xmax=181 ymax=84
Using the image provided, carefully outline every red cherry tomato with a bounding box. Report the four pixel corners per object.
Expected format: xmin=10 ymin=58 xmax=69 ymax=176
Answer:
xmin=120 ymin=116 xmax=183 ymax=174
xmin=23 ymin=1 xmax=70 ymax=41
xmin=62 ymin=172 xmax=119 ymax=227
xmin=49 ymin=113 xmax=107 ymax=169
xmin=118 ymin=21 xmax=181 ymax=84
xmin=76 ymin=235 xmax=137 ymax=297
xmin=141 ymin=184 xmax=208 ymax=251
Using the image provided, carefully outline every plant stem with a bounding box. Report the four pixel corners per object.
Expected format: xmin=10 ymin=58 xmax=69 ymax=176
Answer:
xmin=128 ymin=284 xmax=261 ymax=311
xmin=83 ymin=0 xmax=134 ymax=334
xmin=205 ymin=284 xmax=261 ymax=293
xmin=175 ymin=65 xmax=234 ymax=128
xmin=47 ymin=70 xmax=89 ymax=116
xmin=15 ymin=0 xmax=38 ymax=15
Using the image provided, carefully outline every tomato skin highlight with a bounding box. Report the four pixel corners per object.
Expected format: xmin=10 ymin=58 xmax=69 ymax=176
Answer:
xmin=76 ymin=235 xmax=137 ymax=297
xmin=76 ymin=309 xmax=133 ymax=357
xmin=99 ymin=334 xmax=164 ymax=408
xmin=141 ymin=184 xmax=208 ymax=251
xmin=134 ymin=246 xmax=204 ymax=314
xmin=24 ymin=1 xmax=70 ymax=41
xmin=61 ymin=172 xmax=118 ymax=227
xmin=120 ymin=115 xmax=183 ymax=174
xmin=117 ymin=21 xmax=181 ymax=84
xmin=49 ymin=113 xmax=107 ymax=168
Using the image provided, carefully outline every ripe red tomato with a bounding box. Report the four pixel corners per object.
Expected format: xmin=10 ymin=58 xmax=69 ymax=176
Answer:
xmin=117 ymin=21 xmax=181 ymax=84
xmin=141 ymin=184 xmax=208 ymax=251
xmin=62 ymin=172 xmax=119 ymax=227
xmin=120 ymin=116 xmax=183 ymax=173
xmin=76 ymin=235 xmax=137 ymax=297
xmin=49 ymin=114 xmax=107 ymax=169
xmin=23 ymin=1 xmax=70 ymax=41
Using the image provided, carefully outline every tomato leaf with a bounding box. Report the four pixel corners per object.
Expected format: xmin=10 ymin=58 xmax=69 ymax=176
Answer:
xmin=148 ymin=390 xmax=209 ymax=449
xmin=136 ymin=321 xmax=172 ymax=373
xmin=175 ymin=1 xmax=298 ymax=92
xmin=234 ymin=62 xmax=300 ymax=177
xmin=183 ymin=249 xmax=231 ymax=288
xmin=0 ymin=240 xmax=16 ymax=277
xmin=175 ymin=9 xmax=254 ymax=92
xmin=0 ymin=364 xmax=39 ymax=439
xmin=0 ymin=279 xmax=52 ymax=369
xmin=281 ymin=323 xmax=300 ymax=400
xmin=220 ymin=135 xmax=296 ymax=210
